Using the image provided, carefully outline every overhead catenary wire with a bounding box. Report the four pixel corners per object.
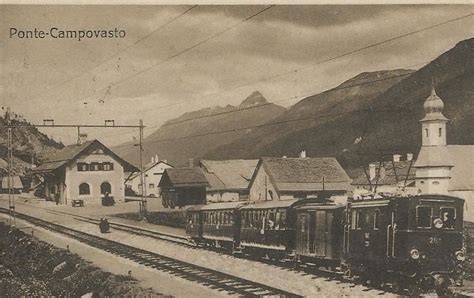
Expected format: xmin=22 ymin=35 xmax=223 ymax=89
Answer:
xmin=160 ymin=65 xmax=425 ymax=127
xmin=74 ymin=5 xmax=275 ymax=105
xmin=141 ymin=106 xmax=411 ymax=145
xmin=129 ymin=13 xmax=473 ymax=116
xmin=26 ymin=5 xmax=198 ymax=104
xmin=24 ymin=11 xmax=471 ymax=117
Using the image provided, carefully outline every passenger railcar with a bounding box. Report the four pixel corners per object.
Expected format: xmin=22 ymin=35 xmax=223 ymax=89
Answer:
xmin=239 ymin=199 xmax=299 ymax=258
xmin=294 ymin=202 xmax=345 ymax=267
xmin=186 ymin=201 xmax=247 ymax=250
xmin=345 ymin=194 xmax=465 ymax=295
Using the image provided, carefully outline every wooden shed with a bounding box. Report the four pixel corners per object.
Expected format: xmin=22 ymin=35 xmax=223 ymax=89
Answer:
xmin=159 ymin=167 xmax=209 ymax=208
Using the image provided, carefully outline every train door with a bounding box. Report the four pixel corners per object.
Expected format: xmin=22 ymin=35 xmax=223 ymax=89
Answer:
xmin=296 ymin=212 xmax=309 ymax=255
xmin=314 ymin=211 xmax=332 ymax=257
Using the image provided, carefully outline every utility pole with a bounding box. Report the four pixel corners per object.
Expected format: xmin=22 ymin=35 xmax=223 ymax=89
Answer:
xmin=6 ymin=108 xmax=15 ymax=227
xmin=138 ymin=119 xmax=147 ymax=219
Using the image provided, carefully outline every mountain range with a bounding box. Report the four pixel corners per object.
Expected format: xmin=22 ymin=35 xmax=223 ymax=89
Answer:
xmin=116 ymin=38 xmax=473 ymax=170
xmin=3 ymin=38 xmax=473 ymax=175
xmin=113 ymin=91 xmax=286 ymax=167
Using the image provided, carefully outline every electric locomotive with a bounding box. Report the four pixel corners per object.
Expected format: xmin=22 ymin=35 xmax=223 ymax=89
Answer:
xmin=344 ymin=193 xmax=465 ymax=295
xmin=184 ymin=193 xmax=466 ymax=295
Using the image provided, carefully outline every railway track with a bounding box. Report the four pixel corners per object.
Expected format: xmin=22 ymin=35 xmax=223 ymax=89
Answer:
xmin=45 ymin=209 xmax=474 ymax=297
xmin=0 ymin=207 xmax=302 ymax=297
xmin=4 ymin=203 xmax=472 ymax=297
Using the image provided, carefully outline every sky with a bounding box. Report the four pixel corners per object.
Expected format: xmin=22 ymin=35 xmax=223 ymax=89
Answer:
xmin=1 ymin=5 xmax=473 ymax=146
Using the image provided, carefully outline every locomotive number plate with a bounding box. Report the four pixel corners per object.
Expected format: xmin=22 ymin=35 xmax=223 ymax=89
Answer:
xmin=429 ymin=236 xmax=441 ymax=245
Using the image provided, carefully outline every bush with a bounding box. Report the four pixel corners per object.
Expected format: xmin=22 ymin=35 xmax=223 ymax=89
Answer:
xmin=114 ymin=211 xmax=186 ymax=229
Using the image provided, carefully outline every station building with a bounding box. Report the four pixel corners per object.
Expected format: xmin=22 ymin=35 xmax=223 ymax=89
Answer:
xmin=33 ymin=139 xmax=138 ymax=204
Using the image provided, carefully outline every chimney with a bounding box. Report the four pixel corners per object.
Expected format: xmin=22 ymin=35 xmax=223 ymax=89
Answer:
xmin=299 ymin=150 xmax=306 ymax=158
xmin=393 ymin=154 xmax=401 ymax=162
xmin=369 ymin=163 xmax=376 ymax=181
xmin=155 ymin=154 xmax=159 ymax=163
xmin=189 ymin=158 xmax=194 ymax=168
xmin=77 ymin=133 xmax=88 ymax=145
xmin=151 ymin=156 xmax=155 ymax=163
xmin=407 ymin=153 xmax=413 ymax=161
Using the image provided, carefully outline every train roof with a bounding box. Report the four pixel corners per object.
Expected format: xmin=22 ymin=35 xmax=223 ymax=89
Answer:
xmin=198 ymin=201 xmax=249 ymax=211
xmin=349 ymin=193 xmax=465 ymax=204
xmin=293 ymin=202 xmax=345 ymax=210
xmin=240 ymin=197 xmax=332 ymax=210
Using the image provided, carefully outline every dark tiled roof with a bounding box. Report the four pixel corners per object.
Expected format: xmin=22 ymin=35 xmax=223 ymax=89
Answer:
xmin=162 ymin=167 xmax=209 ymax=188
xmin=34 ymin=140 xmax=138 ymax=173
xmin=34 ymin=141 xmax=95 ymax=172
xmin=200 ymin=159 xmax=258 ymax=191
xmin=261 ymin=157 xmax=351 ymax=192
xmin=352 ymin=160 xmax=416 ymax=186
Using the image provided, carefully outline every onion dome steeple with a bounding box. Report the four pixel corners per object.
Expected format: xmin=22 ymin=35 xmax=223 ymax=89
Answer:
xmin=421 ymin=84 xmax=448 ymax=122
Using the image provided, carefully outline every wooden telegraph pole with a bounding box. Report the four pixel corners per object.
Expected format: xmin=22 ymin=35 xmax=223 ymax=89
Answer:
xmin=6 ymin=108 xmax=16 ymax=227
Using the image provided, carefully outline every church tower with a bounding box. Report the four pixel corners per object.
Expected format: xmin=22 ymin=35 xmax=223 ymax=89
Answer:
xmin=414 ymin=85 xmax=454 ymax=194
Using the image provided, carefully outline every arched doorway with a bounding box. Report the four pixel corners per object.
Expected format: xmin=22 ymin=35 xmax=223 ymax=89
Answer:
xmin=101 ymin=182 xmax=112 ymax=195
xmin=79 ymin=183 xmax=90 ymax=195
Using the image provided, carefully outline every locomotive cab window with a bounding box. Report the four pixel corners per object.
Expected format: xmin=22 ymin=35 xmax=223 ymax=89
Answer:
xmin=440 ymin=207 xmax=456 ymax=229
xmin=416 ymin=206 xmax=432 ymax=228
xmin=374 ymin=209 xmax=381 ymax=230
xmin=351 ymin=210 xmax=361 ymax=230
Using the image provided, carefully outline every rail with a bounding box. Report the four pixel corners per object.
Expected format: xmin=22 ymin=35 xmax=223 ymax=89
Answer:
xmin=0 ymin=207 xmax=302 ymax=297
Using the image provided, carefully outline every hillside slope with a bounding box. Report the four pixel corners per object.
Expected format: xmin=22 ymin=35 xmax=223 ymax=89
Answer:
xmin=0 ymin=112 xmax=64 ymax=174
xmin=206 ymin=69 xmax=415 ymax=160
xmin=114 ymin=91 xmax=286 ymax=167
xmin=207 ymin=38 xmax=474 ymax=168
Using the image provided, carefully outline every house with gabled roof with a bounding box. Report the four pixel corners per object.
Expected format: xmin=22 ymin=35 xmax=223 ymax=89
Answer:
xmin=125 ymin=156 xmax=173 ymax=197
xmin=198 ymin=159 xmax=258 ymax=203
xmin=248 ymin=156 xmax=352 ymax=202
xmin=33 ymin=139 xmax=138 ymax=204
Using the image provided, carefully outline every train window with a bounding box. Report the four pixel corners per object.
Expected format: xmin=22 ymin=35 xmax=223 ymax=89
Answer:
xmin=374 ymin=210 xmax=381 ymax=230
xmin=275 ymin=211 xmax=281 ymax=229
xmin=280 ymin=211 xmax=287 ymax=229
xmin=364 ymin=213 xmax=371 ymax=226
xmin=416 ymin=206 xmax=432 ymax=228
xmin=268 ymin=211 xmax=276 ymax=229
xmin=351 ymin=210 xmax=361 ymax=230
xmin=440 ymin=207 xmax=456 ymax=229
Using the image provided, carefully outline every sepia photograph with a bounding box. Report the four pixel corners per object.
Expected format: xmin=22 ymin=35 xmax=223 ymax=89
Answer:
xmin=1 ymin=2 xmax=474 ymax=297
